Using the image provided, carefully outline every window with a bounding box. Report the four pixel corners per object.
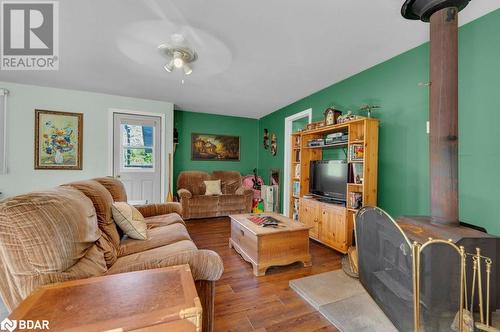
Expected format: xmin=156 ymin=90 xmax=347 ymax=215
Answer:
xmin=120 ymin=124 xmax=154 ymax=170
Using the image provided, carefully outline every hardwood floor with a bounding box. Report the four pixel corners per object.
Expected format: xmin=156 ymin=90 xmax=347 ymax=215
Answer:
xmin=185 ymin=217 xmax=343 ymax=332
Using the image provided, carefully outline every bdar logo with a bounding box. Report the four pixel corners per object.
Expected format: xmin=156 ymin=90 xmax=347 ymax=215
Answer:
xmin=0 ymin=318 xmax=17 ymax=332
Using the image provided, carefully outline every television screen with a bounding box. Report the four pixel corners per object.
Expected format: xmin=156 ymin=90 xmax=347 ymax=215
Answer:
xmin=309 ymin=160 xmax=348 ymax=201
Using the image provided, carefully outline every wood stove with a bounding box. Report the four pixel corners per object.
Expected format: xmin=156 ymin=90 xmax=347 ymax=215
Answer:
xmin=356 ymin=0 xmax=500 ymax=331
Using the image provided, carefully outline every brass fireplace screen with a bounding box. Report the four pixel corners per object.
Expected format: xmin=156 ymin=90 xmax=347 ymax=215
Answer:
xmin=355 ymin=207 xmax=498 ymax=332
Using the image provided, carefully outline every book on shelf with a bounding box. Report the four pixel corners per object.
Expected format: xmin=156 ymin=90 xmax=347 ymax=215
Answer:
xmin=293 ymin=181 xmax=300 ymax=197
xmin=294 ymin=150 xmax=300 ymax=162
xmin=294 ymin=163 xmax=301 ymax=178
xmin=349 ymin=144 xmax=364 ymax=161
xmin=348 ymin=192 xmax=363 ymax=210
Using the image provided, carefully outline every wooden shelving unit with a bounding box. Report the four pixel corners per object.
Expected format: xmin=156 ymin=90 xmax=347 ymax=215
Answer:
xmin=288 ymin=118 xmax=379 ymax=253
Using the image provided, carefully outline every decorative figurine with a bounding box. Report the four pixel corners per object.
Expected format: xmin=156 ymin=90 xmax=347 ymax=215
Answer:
xmin=359 ymin=104 xmax=381 ymax=118
xmin=324 ymin=107 xmax=342 ymax=125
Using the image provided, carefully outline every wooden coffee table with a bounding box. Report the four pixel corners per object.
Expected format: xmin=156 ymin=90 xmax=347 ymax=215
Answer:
xmin=9 ymin=265 xmax=202 ymax=332
xmin=229 ymin=213 xmax=312 ymax=276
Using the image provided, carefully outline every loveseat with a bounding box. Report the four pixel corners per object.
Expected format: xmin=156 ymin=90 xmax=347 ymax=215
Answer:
xmin=177 ymin=171 xmax=253 ymax=219
xmin=0 ymin=177 xmax=223 ymax=332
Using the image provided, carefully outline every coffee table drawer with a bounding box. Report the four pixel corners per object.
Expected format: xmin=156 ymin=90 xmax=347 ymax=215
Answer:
xmin=231 ymin=220 xmax=258 ymax=262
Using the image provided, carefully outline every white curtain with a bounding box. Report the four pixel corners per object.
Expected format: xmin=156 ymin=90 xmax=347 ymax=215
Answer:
xmin=0 ymin=89 xmax=8 ymax=174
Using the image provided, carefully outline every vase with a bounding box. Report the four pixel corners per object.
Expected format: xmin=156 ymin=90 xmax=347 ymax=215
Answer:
xmin=55 ymin=150 xmax=64 ymax=164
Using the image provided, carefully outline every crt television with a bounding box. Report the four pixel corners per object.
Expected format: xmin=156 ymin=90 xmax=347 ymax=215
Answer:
xmin=309 ymin=160 xmax=348 ymax=201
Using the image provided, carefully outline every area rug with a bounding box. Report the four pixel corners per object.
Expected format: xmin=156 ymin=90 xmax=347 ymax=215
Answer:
xmin=290 ymin=270 xmax=397 ymax=332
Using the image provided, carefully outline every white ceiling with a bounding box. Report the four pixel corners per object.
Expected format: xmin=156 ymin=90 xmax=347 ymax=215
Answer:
xmin=1 ymin=0 xmax=498 ymax=118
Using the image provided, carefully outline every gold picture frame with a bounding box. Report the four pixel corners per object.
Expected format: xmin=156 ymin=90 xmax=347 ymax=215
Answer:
xmin=191 ymin=133 xmax=240 ymax=161
xmin=34 ymin=109 xmax=83 ymax=170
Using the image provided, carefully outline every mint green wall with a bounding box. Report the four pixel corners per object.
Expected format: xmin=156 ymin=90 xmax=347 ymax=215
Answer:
xmin=0 ymin=81 xmax=174 ymax=199
xmin=258 ymin=9 xmax=500 ymax=235
xmin=173 ymin=110 xmax=259 ymax=190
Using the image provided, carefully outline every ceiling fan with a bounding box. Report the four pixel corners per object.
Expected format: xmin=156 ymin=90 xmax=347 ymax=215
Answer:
xmin=158 ymin=34 xmax=197 ymax=75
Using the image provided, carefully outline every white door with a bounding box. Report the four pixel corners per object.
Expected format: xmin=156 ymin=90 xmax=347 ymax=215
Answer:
xmin=113 ymin=113 xmax=162 ymax=203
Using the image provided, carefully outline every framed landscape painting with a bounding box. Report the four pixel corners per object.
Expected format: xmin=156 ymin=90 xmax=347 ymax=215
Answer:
xmin=35 ymin=109 xmax=83 ymax=170
xmin=191 ymin=133 xmax=240 ymax=161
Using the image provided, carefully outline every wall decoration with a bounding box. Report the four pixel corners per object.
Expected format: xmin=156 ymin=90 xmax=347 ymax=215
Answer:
xmin=35 ymin=109 xmax=83 ymax=170
xmin=191 ymin=133 xmax=240 ymax=161
xmin=270 ymin=168 xmax=280 ymax=186
xmin=263 ymin=128 xmax=269 ymax=150
xmin=324 ymin=107 xmax=342 ymax=125
xmin=270 ymin=133 xmax=277 ymax=156
xmin=359 ymin=104 xmax=381 ymax=118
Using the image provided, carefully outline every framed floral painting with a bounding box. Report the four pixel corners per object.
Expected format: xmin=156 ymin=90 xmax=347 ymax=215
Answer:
xmin=34 ymin=109 xmax=83 ymax=170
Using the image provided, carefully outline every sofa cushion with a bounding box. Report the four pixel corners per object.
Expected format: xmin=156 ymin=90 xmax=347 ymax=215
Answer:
xmin=218 ymin=194 xmax=246 ymax=207
xmin=112 ymin=202 xmax=147 ymax=240
xmin=62 ymin=180 xmax=121 ymax=266
xmin=177 ymin=171 xmax=210 ymax=196
xmin=0 ymin=187 xmax=107 ymax=309
xmin=93 ymin=177 xmax=128 ymax=202
xmin=212 ymin=171 xmax=242 ymax=194
xmin=145 ymin=213 xmax=185 ymax=228
xmin=118 ymin=223 xmax=192 ymax=257
xmin=188 ymin=195 xmax=220 ymax=213
xmin=204 ymin=179 xmax=222 ymax=196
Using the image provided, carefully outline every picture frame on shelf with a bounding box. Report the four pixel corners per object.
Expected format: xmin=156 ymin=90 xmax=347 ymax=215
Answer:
xmin=349 ymin=144 xmax=364 ymax=161
xmin=349 ymin=192 xmax=363 ymax=209
xmin=352 ymin=163 xmax=364 ymax=184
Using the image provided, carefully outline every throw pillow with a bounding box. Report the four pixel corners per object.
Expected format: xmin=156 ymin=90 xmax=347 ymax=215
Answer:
xmin=111 ymin=202 xmax=147 ymax=240
xmin=204 ymin=180 xmax=222 ymax=196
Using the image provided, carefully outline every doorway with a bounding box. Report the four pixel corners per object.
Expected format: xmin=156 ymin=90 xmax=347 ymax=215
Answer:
xmin=112 ymin=112 xmax=163 ymax=203
xmin=283 ymin=109 xmax=312 ymax=217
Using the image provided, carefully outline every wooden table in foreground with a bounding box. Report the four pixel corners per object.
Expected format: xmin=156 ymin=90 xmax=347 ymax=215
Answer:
xmin=229 ymin=213 xmax=312 ymax=276
xmin=10 ymin=265 xmax=202 ymax=332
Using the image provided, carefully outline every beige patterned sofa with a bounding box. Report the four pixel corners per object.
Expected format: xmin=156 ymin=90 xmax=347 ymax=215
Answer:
xmin=0 ymin=177 xmax=223 ymax=332
xmin=177 ymin=170 xmax=253 ymax=219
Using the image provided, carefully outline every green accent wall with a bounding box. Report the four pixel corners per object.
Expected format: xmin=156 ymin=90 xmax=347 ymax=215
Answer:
xmin=258 ymin=9 xmax=500 ymax=235
xmin=173 ymin=110 xmax=259 ymax=191
xmin=292 ymin=117 xmax=309 ymax=133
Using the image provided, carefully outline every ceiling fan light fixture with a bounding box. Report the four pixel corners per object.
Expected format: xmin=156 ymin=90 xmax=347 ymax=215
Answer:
xmin=158 ymin=38 xmax=197 ymax=76
xmin=183 ymin=64 xmax=192 ymax=75
xmin=164 ymin=60 xmax=174 ymax=72
xmin=173 ymin=52 xmax=184 ymax=68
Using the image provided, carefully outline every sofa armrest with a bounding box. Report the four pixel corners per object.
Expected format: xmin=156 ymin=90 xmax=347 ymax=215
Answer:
xmin=177 ymin=188 xmax=193 ymax=200
xmin=134 ymin=202 xmax=182 ymax=218
xmin=235 ymin=186 xmax=253 ymax=196
xmin=236 ymin=187 xmax=254 ymax=213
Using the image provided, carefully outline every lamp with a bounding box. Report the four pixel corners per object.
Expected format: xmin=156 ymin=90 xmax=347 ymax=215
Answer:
xmin=158 ymin=39 xmax=197 ymax=76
